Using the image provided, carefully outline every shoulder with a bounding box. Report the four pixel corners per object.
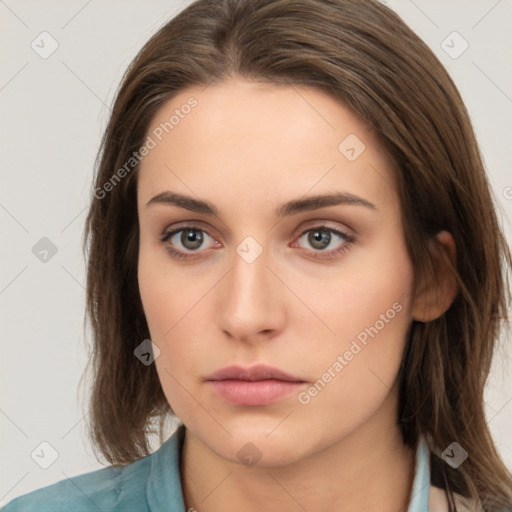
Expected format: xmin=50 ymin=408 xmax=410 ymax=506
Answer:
xmin=1 ymin=454 xmax=153 ymax=512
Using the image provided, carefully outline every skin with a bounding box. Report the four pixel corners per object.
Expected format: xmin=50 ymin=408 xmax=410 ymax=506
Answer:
xmin=136 ymin=77 xmax=456 ymax=512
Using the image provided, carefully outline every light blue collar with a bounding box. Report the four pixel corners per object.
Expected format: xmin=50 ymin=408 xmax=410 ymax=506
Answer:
xmin=407 ymin=434 xmax=431 ymax=512
xmin=146 ymin=424 xmax=187 ymax=511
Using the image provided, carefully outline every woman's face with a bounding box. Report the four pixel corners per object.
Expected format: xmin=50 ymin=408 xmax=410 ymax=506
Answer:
xmin=137 ymin=77 xmax=416 ymax=465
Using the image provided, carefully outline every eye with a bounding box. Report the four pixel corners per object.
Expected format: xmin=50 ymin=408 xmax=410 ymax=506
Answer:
xmin=292 ymin=225 xmax=354 ymax=259
xmin=159 ymin=225 xmax=218 ymax=259
xmin=159 ymin=223 xmax=354 ymax=261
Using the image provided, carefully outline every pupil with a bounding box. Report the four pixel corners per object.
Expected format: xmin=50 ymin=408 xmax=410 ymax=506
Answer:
xmin=182 ymin=229 xmax=203 ymax=249
xmin=309 ymin=229 xmax=330 ymax=250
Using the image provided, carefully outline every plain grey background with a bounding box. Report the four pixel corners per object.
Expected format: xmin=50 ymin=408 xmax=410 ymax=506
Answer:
xmin=1 ymin=0 xmax=511 ymax=505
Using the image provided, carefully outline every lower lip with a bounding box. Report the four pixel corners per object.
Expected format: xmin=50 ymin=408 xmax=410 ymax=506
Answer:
xmin=207 ymin=379 xmax=305 ymax=406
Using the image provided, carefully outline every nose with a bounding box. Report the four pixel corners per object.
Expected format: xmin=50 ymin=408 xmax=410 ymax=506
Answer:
xmin=216 ymin=244 xmax=285 ymax=343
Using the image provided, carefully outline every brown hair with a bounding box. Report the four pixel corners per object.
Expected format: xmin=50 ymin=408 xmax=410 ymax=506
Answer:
xmin=82 ymin=0 xmax=512 ymax=508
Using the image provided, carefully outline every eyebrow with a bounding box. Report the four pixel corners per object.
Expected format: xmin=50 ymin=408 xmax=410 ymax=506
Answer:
xmin=145 ymin=190 xmax=377 ymax=217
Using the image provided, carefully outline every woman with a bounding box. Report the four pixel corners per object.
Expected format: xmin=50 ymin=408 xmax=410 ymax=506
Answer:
xmin=3 ymin=0 xmax=511 ymax=510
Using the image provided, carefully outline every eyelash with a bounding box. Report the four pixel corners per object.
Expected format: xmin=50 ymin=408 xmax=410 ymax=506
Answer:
xmin=159 ymin=224 xmax=355 ymax=261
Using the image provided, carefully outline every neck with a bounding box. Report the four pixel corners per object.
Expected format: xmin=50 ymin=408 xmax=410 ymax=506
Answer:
xmin=179 ymin=392 xmax=416 ymax=512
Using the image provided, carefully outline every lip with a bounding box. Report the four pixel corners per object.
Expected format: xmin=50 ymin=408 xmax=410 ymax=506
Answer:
xmin=206 ymin=364 xmax=305 ymax=382
xmin=205 ymin=364 xmax=307 ymax=406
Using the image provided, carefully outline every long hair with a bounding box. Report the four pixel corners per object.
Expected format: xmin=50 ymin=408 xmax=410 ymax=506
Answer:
xmin=82 ymin=0 xmax=512 ymax=507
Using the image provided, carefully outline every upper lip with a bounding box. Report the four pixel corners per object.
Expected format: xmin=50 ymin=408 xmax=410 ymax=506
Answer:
xmin=205 ymin=364 xmax=305 ymax=382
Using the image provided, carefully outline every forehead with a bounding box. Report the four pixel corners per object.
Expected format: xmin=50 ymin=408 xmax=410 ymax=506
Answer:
xmin=137 ymin=77 xmax=397 ymax=215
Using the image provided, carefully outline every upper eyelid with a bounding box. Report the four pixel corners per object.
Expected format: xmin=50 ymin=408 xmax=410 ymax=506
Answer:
xmin=163 ymin=218 xmax=354 ymax=236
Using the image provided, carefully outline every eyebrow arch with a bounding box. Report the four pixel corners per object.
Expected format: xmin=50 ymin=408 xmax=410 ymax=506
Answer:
xmin=145 ymin=191 xmax=377 ymax=217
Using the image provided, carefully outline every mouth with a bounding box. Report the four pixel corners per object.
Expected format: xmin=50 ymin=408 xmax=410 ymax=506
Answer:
xmin=205 ymin=364 xmax=307 ymax=406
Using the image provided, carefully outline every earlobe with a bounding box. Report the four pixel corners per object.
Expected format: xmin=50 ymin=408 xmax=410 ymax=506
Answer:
xmin=412 ymin=230 xmax=458 ymax=322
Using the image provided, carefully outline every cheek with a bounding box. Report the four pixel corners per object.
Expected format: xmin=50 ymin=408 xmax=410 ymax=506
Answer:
xmin=137 ymin=242 xmax=202 ymax=340
xmin=137 ymin=244 xmax=216 ymax=374
xmin=137 ymin=249 xmax=170 ymax=340
xmin=299 ymin=235 xmax=414 ymax=422
xmin=137 ymin=249 xmax=203 ymax=414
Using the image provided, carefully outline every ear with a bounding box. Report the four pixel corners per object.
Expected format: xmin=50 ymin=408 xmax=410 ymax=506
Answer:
xmin=412 ymin=230 xmax=457 ymax=322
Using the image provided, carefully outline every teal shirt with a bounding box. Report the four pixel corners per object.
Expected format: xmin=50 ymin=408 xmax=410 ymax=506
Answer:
xmin=1 ymin=426 xmax=437 ymax=512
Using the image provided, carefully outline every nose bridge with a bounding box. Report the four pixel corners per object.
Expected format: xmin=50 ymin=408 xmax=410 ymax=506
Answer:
xmin=229 ymin=240 xmax=272 ymax=311
xmin=216 ymin=238 xmax=282 ymax=339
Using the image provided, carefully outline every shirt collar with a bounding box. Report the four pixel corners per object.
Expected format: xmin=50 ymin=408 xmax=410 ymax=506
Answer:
xmin=145 ymin=425 xmax=434 ymax=512
xmin=407 ymin=434 xmax=432 ymax=512
xmin=146 ymin=424 xmax=187 ymax=511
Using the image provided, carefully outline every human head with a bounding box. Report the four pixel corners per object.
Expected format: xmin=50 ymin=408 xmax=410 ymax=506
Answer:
xmin=83 ymin=0 xmax=512 ymax=507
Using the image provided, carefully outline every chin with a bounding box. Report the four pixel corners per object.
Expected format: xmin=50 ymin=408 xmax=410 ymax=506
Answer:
xmin=199 ymin=421 xmax=312 ymax=468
